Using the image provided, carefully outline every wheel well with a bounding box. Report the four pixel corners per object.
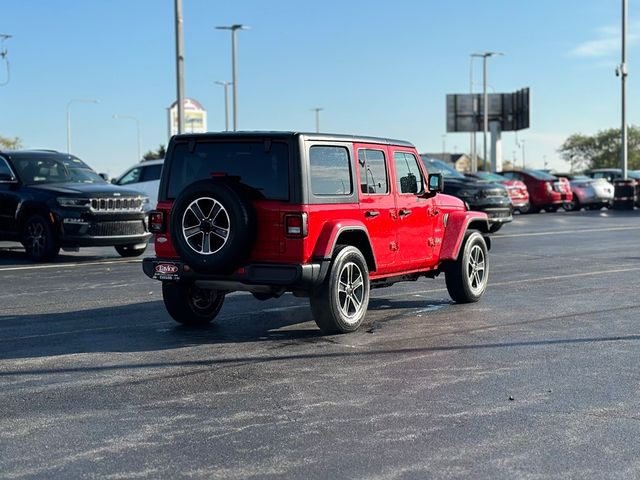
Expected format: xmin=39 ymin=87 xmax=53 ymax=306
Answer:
xmin=17 ymin=205 xmax=52 ymax=230
xmin=334 ymin=230 xmax=376 ymax=272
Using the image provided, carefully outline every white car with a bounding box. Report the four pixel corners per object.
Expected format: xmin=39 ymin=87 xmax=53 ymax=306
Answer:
xmin=113 ymin=159 xmax=163 ymax=211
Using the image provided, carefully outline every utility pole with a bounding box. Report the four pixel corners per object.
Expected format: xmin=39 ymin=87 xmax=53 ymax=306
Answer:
xmin=174 ymin=0 xmax=185 ymax=134
xmin=469 ymin=54 xmax=477 ymax=172
xmin=620 ymin=0 xmax=629 ymax=179
xmin=311 ymin=107 xmax=323 ymax=133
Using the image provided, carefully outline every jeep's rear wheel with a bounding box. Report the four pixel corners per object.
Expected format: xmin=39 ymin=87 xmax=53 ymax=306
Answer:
xmin=310 ymin=246 xmax=370 ymax=334
xmin=170 ymin=179 xmax=256 ymax=274
xmin=445 ymin=232 xmax=489 ymax=303
xmin=162 ymin=282 xmax=225 ymax=326
xmin=22 ymin=214 xmax=60 ymax=262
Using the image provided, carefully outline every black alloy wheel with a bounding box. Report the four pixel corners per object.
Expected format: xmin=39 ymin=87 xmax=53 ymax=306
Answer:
xmin=22 ymin=214 xmax=60 ymax=262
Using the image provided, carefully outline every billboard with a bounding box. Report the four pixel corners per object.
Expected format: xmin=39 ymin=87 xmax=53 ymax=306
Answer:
xmin=167 ymin=98 xmax=208 ymax=138
xmin=446 ymin=87 xmax=530 ymax=133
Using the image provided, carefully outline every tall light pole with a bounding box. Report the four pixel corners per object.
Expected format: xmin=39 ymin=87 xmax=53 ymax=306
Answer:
xmin=619 ymin=0 xmax=629 ymax=179
xmin=174 ymin=0 xmax=185 ymax=134
xmin=66 ymin=99 xmax=99 ymax=154
xmin=472 ymin=52 xmax=503 ymax=171
xmin=216 ymin=24 xmax=249 ymax=131
xmin=113 ymin=115 xmax=141 ymax=161
xmin=311 ymin=107 xmax=323 ymax=133
xmin=215 ymin=81 xmax=231 ymax=131
xmin=469 ymin=54 xmax=477 ymax=172
xmin=441 ymin=134 xmax=447 ymax=160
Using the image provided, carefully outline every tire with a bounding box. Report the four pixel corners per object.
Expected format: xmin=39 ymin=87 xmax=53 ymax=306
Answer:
xmin=310 ymin=245 xmax=370 ymax=334
xmin=115 ymin=243 xmax=148 ymax=257
xmin=162 ymin=282 xmax=225 ymax=326
xmin=517 ymin=203 xmax=530 ymax=214
xmin=445 ymin=232 xmax=489 ymax=303
xmin=545 ymin=205 xmax=559 ymax=213
xmin=169 ymin=179 xmax=256 ymax=274
xmin=22 ymin=214 xmax=60 ymax=262
xmin=563 ymin=199 xmax=578 ymax=211
xmin=488 ymin=223 xmax=503 ymax=233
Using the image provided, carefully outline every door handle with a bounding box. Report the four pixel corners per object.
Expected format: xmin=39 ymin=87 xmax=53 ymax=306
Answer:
xmin=398 ymin=209 xmax=411 ymax=217
xmin=365 ymin=210 xmax=380 ymax=218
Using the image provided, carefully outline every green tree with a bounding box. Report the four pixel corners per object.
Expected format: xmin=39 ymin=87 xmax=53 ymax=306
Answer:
xmin=559 ymin=126 xmax=640 ymax=172
xmin=0 ymin=135 xmax=23 ymax=150
xmin=142 ymin=144 xmax=166 ymax=161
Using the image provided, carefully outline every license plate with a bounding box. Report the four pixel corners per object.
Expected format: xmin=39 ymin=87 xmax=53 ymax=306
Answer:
xmin=153 ymin=262 xmax=181 ymax=281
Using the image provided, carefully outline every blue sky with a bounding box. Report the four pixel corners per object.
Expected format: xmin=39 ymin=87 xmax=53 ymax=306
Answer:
xmin=0 ymin=0 xmax=636 ymax=175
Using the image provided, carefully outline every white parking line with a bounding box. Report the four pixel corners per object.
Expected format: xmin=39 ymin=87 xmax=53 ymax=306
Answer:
xmin=499 ymin=225 xmax=640 ymax=238
xmin=0 ymin=258 xmax=143 ymax=272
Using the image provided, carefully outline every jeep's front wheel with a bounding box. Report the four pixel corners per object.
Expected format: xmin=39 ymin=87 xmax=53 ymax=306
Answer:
xmin=310 ymin=246 xmax=370 ymax=334
xmin=162 ymin=282 xmax=225 ymax=326
xmin=445 ymin=232 xmax=489 ymax=303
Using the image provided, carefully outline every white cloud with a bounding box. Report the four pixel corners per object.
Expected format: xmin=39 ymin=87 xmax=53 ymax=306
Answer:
xmin=570 ymin=23 xmax=640 ymax=58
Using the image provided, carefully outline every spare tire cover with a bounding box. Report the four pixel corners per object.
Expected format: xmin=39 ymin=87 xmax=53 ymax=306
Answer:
xmin=170 ymin=179 xmax=257 ymax=273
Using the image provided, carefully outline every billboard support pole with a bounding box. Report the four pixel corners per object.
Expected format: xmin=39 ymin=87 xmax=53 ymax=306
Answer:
xmin=174 ymin=0 xmax=185 ymax=134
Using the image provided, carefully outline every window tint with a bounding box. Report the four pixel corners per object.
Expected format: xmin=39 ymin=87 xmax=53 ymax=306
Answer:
xmin=309 ymin=146 xmax=352 ymax=196
xmin=118 ymin=167 xmax=142 ymax=185
xmin=0 ymin=157 xmax=14 ymax=180
xmin=141 ymin=164 xmax=162 ymax=182
xmin=393 ymin=152 xmax=424 ymax=194
xmin=167 ymin=141 xmax=289 ymax=200
xmin=502 ymin=172 xmax=521 ymax=181
xmin=358 ymin=149 xmax=388 ymax=195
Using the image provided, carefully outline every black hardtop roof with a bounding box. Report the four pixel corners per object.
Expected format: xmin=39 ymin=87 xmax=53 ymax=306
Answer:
xmin=171 ymin=131 xmax=415 ymax=148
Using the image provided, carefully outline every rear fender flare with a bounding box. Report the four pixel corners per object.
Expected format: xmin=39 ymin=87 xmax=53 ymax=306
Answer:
xmin=312 ymin=220 xmax=376 ymax=271
xmin=440 ymin=211 xmax=490 ymax=262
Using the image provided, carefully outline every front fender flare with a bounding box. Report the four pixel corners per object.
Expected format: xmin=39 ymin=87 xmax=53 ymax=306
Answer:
xmin=440 ymin=211 xmax=490 ymax=262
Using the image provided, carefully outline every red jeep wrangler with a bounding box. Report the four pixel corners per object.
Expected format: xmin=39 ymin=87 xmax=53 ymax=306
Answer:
xmin=143 ymin=132 xmax=491 ymax=334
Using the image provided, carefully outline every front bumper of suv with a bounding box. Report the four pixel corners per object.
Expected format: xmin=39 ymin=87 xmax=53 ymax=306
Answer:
xmin=54 ymin=209 xmax=152 ymax=247
xmin=466 ymin=199 xmax=513 ymax=225
xmin=143 ymin=258 xmax=329 ymax=293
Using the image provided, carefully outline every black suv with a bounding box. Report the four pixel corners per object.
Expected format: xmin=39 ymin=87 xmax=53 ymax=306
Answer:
xmin=0 ymin=150 xmax=152 ymax=261
xmin=420 ymin=157 xmax=513 ymax=233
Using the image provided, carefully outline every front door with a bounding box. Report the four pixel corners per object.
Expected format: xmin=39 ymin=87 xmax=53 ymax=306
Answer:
xmin=0 ymin=157 xmax=20 ymax=235
xmin=391 ymin=150 xmax=434 ymax=270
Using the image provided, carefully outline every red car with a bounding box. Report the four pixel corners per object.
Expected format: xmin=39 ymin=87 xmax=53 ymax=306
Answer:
xmin=501 ymin=169 xmax=573 ymax=213
xmin=143 ymin=132 xmax=493 ymax=334
xmin=465 ymin=171 xmax=530 ymax=213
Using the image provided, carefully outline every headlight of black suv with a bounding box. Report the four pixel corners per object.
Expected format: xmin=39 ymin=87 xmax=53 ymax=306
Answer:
xmin=57 ymin=197 xmax=91 ymax=208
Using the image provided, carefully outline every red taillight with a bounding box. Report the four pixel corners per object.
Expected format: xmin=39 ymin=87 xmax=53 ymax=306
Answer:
xmin=149 ymin=210 xmax=165 ymax=233
xmin=284 ymin=213 xmax=308 ymax=238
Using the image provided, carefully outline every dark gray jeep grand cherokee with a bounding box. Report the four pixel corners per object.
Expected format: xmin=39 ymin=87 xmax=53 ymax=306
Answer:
xmin=0 ymin=150 xmax=152 ymax=261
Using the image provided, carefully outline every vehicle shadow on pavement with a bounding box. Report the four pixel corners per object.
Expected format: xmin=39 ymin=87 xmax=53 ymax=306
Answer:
xmin=0 ymin=296 xmax=454 ymax=361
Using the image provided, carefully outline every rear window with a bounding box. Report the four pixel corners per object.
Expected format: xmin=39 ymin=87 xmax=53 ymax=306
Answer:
xmin=309 ymin=146 xmax=352 ymax=196
xmin=167 ymin=141 xmax=289 ymax=200
xmin=526 ymin=169 xmax=557 ymax=181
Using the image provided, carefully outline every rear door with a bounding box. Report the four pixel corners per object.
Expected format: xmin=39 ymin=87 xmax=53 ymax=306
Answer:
xmin=354 ymin=144 xmax=397 ymax=272
xmin=0 ymin=157 xmax=20 ymax=235
xmin=391 ymin=150 xmax=434 ymax=269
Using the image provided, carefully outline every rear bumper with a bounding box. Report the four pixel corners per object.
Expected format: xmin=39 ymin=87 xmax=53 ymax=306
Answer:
xmin=142 ymin=258 xmax=329 ymax=293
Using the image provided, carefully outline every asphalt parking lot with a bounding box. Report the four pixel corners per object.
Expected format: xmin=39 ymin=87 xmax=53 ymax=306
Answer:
xmin=2 ymin=210 xmax=640 ymax=479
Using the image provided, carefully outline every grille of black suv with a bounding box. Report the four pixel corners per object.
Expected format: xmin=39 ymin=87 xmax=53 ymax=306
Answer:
xmin=90 ymin=197 xmax=143 ymax=212
xmin=89 ymin=220 xmax=146 ymax=237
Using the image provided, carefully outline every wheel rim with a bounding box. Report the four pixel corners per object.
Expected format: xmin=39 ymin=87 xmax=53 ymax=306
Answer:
xmin=181 ymin=197 xmax=230 ymax=255
xmin=466 ymin=244 xmax=486 ymax=295
xmin=26 ymin=221 xmax=46 ymax=257
xmin=337 ymin=261 xmax=365 ymax=323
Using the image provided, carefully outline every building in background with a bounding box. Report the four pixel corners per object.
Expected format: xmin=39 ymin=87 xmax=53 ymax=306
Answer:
xmin=167 ymin=98 xmax=208 ymax=139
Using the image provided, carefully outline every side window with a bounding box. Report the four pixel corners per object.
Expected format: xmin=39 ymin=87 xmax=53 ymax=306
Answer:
xmin=0 ymin=157 xmax=15 ymax=180
xmin=393 ymin=152 xmax=424 ymax=194
xmin=141 ymin=164 xmax=162 ymax=182
xmin=503 ymin=172 xmax=520 ymax=181
xmin=309 ymin=146 xmax=352 ymax=196
xmin=118 ymin=167 xmax=142 ymax=185
xmin=358 ymin=149 xmax=389 ymax=195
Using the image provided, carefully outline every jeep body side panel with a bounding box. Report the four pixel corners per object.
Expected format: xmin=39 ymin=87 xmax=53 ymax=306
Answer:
xmin=310 ymin=217 xmax=368 ymax=260
xmin=439 ymin=210 xmax=489 ymax=262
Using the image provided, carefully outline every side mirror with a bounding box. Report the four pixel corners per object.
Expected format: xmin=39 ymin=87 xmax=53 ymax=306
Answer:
xmin=0 ymin=172 xmax=17 ymax=183
xmin=428 ymin=173 xmax=443 ymax=193
xmin=110 ymin=178 xmax=118 ymax=185
xmin=98 ymin=172 xmax=109 ymax=181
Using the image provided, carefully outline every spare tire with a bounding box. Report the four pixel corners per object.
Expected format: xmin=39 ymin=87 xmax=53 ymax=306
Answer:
xmin=170 ymin=179 xmax=257 ymax=273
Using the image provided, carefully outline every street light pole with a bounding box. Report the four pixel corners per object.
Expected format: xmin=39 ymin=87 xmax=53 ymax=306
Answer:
xmin=66 ymin=99 xmax=99 ymax=154
xmin=216 ymin=24 xmax=249 ymax=131
xmin=472 ymin=52 xmax=503 ymax=171
xmin=469 ymin=54 xmax=477 ymax=172
xmin=113 ymin=115 xmax=141 ymax=161
xmin=174 ymin=0 xmax=185 ymax=134
xmin=311 ymin=108 xmax=323 ymax=133
xmin=621 ymin=0 xmax=629 ymax=180
xmin=215 ymin=81 xmax=231 ymax=131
